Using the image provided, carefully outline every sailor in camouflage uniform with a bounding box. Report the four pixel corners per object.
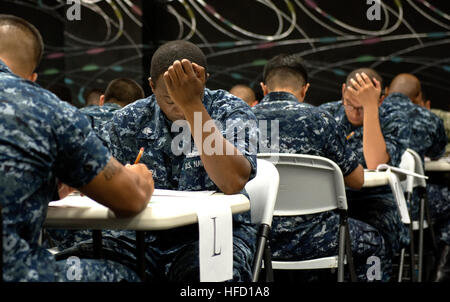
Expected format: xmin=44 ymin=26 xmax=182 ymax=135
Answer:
xmin=0 ymin=15 xmax=154 ymax=281
xmin=429 ymin=108 xmax=450 ymax=156
xmin=79 ymin=78 xmax=145 ymax=146
xmin=382 ymin=74 xmax=448 ymax=220
xmin=384 ymin=74 xmax=450 ymax=281
xmin=57 ymin=40 xmax=259 ymax=282
xmin=47 ymin=79 xmax=146 ymax=249
xmin=319 ymin=69 xmax=411 ymax=262
xmin=252 ymin=54 xmax=389 ymax=281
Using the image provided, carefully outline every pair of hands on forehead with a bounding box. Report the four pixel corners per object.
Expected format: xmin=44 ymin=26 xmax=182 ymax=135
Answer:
xmin=344 ymin=72 xmax=382 ymax=107
xmin=163 ymin=59 xmax=206 ymax=109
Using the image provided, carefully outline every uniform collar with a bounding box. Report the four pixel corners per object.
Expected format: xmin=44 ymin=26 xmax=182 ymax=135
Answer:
xmin=260 ymin=91 xmax=299 ymax=104
xmin=384 ymin=92 xmax=411 ymax=103
xmin=0 ymin=59 xmax=13 ymax=74
xmin=103 ymin=102 xmax=122 ymax=110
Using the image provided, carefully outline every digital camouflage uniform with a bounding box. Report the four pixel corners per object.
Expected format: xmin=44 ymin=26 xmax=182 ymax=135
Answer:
xmin=57 ymin=88 xmax=259 ymax=282
xmin=319 ymin=99 xmax=411 ymax=258
xmin=430 ymin=109 xmax=450 ymax=156
xmin=79 ymin=102 xmax=122 ymax=147
xmin=429 ymin=108 xmax=450 ymax=245
xmin=0 ymin=60 xmax=139 ymax=282
xmin=252 ymin=92 xmax=389 ymax=281
xmin=382 ymin=93 xmax=449 ymax=246
xmin=46 ymin=103 xmax=123 ymax=250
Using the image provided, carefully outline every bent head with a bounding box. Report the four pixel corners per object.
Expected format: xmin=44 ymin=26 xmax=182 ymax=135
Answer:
xmin=388 ymin=73 xmax=422 ymax=105
xmin=261 ymin=53 xmax=310 ymax=102
xmin=342 ymin=68 xmax=383 ymax=126
xmin=342 ymin=86 xmax=365 ymax=126
xmin=149 ymin=40 xmax=207 ymax=121
xmin=229 ymin=84 xmax=257 ymax=107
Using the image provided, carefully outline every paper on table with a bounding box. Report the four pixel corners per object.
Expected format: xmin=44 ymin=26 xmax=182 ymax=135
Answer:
xmin=376 ymin=164 xmax=428 ymax=179
xmin=152 ymin=189 xmax=216 ymax=197
xmin=49 ymin=189 xmax=216 ymax=208
xmin=196 ymin=199 xmax=233 ymax=282
xmin=49 ymin=195 xmax=105 ymax=208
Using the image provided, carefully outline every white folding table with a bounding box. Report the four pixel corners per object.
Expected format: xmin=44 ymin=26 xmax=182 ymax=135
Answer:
xmin=44 ymin=190 xmax=250 ymax=281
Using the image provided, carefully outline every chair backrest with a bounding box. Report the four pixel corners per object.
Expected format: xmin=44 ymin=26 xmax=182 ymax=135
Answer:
xmin=399 ymin=148 xmax=427 ymax=194
xmin=245 ymin=159 xmax=280 ymax=226
xmin=257 ymin=153 xmax=348 ymax=216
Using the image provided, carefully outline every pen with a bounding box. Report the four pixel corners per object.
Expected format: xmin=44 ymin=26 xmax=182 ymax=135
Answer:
xmin=346 ymin=131 xmax=355 ymax=140
xmin=134 ymin=147 xmax=144 ymax=164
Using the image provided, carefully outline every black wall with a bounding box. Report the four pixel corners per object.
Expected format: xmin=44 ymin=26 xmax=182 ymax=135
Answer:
xmin=2 ymin=1 xmax=450 ymax=110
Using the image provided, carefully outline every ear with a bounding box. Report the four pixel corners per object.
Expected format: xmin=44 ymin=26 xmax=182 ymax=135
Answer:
xmin=384 ymin=86 xmax=389 ymax=97
xmin=301 ymin=83 xmax=310 ymax=99
xmin=260 ymin=82 xmax=269 ymax=96
xmin=149 ymin=78 xmax=156 ymax=93
xmin=99 ymin=95 xmax=105 ymax=106
xmin=379 ymin=94 xmax=385 ymax=106
xmin=251 ymin=100 xmax=258 ymax=107
xmin=30 ymin=72 xmax=38 ymax=83
xmin=425 ymin=100 xmax=431 ymax=110
xmin=341 ymin=83 xmax=346 ymax=98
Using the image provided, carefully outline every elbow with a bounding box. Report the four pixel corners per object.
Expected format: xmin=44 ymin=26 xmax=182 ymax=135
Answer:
xmin=344 ymin=165 xmax=364 ymax=190
xmin=220 ymin=177 xmax=248 ymax=195
xmin=353 ymin=178 xmax=364 ymax=190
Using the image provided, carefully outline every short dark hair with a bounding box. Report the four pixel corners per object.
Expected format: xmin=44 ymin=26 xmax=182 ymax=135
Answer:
xmin=104 ymin=78 xmax=145 ymax=106
xmin=83 ymin=88 xmax=103 ymax=106
xmin=150 ymin=40 xmax=207 ymax=85
xmin=0 ymin=14 xmax=44 ymax=69
xmin=263 ymin=53 xmax=308 ymax=87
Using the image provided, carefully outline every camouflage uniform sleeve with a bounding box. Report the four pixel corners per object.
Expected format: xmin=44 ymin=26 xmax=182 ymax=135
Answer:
xmin=320 ymin=111 xmax=360 ymax=176
xmin=318 ymin=100 xmax=341 ymax=117
xmin=380 ymin=108 xmax=411 ymax=167
xmin=106 ymin=109 xmax=138 ymax=165
xmin=219 ymin=97 xmax=259 ymax=181
xmin=53 ymin=104 xmax=111 ymax=188
xmin=427 ymin=114 xmax=448 ymax=159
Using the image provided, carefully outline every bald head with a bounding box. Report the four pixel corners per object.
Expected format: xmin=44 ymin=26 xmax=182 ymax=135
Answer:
xmin=229 ymin=84 xmax=256 ymax=106
xmin=346 ymin=68 xmax=383 ymax=89
xmin=388 ymin=73 xmax=421 ymax=103
xmin=0 ymin=15 xmax=44 ymax=79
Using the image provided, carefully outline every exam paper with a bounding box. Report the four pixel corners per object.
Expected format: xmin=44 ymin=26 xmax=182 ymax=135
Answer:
xmin=49 ymin=189 xmax=217 ymax=208
xmin=376 ymin=164 xmax=428 ymax=179
xmin=49 ymin=195 xmax=104 ymax=208
xmin=152 ymin=189 xmax=216 ymax=197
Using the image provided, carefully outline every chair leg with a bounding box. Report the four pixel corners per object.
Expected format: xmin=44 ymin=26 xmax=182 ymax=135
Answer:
xmin=135 ymin=231 xmax=146 ymax=282
xmin=338 ymin=211 xmax=356 ymax=282
xmin=92 ymin=230 xmax=103 ymax=259
xmin=251 ymin=236 xmax=266 ymax=282
xmin=418 ymin=195 xmax=425 ymax=282
xmin=408 ymin=224 xmax=416 ymax=282
xmin=0 ymin=206 xmax=3 ymax=283
xmin=338 ymin=219 xmax=346 ymax=282
xmin=398 ymin=248 xmax=405 ymax=282
xmin=263 ymin=241 xmax=274 ymax=282
xmin=344 ymin=222 xmax=357 ymax=282
xmin=252 ymin=224 xmax=271 ymax=282
xmin=404 ymin=191 xmax=416 ymax=282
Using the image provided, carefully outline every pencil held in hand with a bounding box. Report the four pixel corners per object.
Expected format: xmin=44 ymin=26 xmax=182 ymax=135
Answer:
xmin=134 ymin=147 xmax=144 ymax=164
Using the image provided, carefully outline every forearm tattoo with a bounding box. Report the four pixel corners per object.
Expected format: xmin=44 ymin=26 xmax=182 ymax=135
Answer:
xmin=103 ymin=159 xmax=120 ymax=181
